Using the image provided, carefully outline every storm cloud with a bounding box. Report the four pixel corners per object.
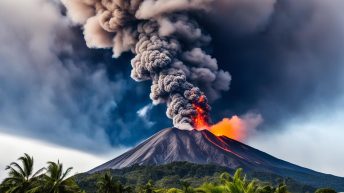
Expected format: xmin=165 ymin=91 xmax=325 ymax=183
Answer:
xmin=1 ymin=0 xmax=344 ymax=176
xmin=207 ymin=0 xmax=344 ymax=128
xmin=60 ymin=0 xmax=344 ymax=133
xmin=0 ymin=0 xmax=158 ymax=152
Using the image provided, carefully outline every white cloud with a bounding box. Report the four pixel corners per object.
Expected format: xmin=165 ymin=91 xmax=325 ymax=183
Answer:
xmin=137 ymin=104 xmax=155 ymax=127
xmin=248 ymin=102 xmax=344 ymax=177
xmin=0 ymin=132 xmax=127 ymax=181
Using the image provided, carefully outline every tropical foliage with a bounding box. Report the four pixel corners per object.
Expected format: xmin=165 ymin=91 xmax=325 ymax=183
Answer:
xmin=0 ymin=154 xmax=82 ymax=193
xmin=96 ymin=172 xmax=131 ymax=193
xmin=0 ymin=155 xmax=336 ymax=193
xmin=0 ymin=153 xmax=44 ymax=193
xmin=40 ymin=161 xmax=81 ymax=193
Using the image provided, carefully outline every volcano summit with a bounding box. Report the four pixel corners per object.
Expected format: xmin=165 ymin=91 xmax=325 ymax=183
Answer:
xmin=89 ymin=128 xmax=344 ymax=191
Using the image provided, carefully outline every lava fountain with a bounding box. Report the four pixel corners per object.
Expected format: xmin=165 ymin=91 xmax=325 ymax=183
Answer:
xmin=191 ymin=99 xmax=262 ymax=142
xmin=191 ymin=96 xmax=210 ymax=130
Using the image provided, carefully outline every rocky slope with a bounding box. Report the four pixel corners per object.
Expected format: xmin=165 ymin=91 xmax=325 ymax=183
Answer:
xmin=89 ymin=128 xmax=344 ymax=191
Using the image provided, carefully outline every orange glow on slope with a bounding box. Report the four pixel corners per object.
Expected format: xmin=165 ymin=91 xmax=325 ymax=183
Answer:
xmin=202 ymin=131 xmax=245 ymax=160
xmin=209 ymin=116 xmax=246 ymax=141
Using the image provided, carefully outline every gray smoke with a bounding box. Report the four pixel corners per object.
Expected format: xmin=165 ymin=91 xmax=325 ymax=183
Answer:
xmin=61 ymin=0 xmax=231 ymax=129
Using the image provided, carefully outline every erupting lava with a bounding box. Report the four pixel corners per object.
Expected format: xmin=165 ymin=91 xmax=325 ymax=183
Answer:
xmin=192 ymin=114 xmax=247 ymax=141
xmin=210 ymin=116 xmax=246 ymax=141
xmin=192 ymin=98 xmax=262 ymax=142
xmin=192 ymin=96 xmax=210 ymax=130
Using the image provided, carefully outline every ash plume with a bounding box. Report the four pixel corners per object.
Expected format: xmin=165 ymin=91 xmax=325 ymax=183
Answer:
xmin=62 ymin=0 xmax=231 ymax=129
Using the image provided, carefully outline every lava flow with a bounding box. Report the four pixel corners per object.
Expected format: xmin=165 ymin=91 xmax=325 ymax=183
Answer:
xmin=191 ymin=97 xmax=258 ymax=142
xmin=192 ymin=98 xmax=246 ymax=159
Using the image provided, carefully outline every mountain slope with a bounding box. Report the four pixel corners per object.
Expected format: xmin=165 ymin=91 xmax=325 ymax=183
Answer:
xmin=89 ymin=128 xmax=344 ymax=191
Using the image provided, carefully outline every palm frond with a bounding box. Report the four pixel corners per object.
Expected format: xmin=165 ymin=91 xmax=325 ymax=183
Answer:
xmin=61 ymin=167 xmax=73 ymax=181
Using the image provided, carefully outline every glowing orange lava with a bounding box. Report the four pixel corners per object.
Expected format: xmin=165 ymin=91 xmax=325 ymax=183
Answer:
xmin=202 ymin=131 xmax=245 ymax=159
xmin=192 ymin=96 xmax=210 ymax=130
xmin=191 ymin=99 xmax=248 ymax=159
xmin=192 ymin=104 xmax=209 ymax=130
xmin=191 ymin=103 xmax=248 ymax=141
xmin=191 ymin=97 xmax=246 ymax=140
xmin=209 ymin=116 xmax=246 ymax=141
xmin=191 ymin=96 xmax=261 ymax=142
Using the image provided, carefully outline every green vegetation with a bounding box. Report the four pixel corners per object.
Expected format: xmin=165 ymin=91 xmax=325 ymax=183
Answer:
xmin=96 ymin=172 xmax=131 ymax=193
xmin=0 ymin=154 xmax=82 ymax=193
xmin=0 ymin=153 xmax=45 ymax=193
xmin=0 ymin=154 xmax=337 ymax=193
xmin=74 ymin=162 xmax=316 ymax=193
xmin=41 ymin=161 xmax=81 ymax=193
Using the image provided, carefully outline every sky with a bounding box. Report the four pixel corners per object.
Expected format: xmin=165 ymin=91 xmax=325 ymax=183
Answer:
xmin=0 ymin=130 xmax=127 ymax=180
xmin=0 ymin=0 xmax=344 ymax=179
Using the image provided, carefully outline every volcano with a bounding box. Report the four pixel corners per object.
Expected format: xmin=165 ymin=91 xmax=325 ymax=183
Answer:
xmin=89 ymin=128 xmax=344 ymax=191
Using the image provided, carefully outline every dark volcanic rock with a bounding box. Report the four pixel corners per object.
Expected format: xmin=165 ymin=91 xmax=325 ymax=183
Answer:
xmin=89 ymin=128 xmax=344 ymax=191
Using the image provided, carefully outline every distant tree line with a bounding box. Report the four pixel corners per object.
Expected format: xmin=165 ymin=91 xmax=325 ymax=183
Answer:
xmin=0 ymin=154 xmax=337 ymax=193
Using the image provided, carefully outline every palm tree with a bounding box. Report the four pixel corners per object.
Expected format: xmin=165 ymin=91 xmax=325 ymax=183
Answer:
xmin=40 ymin=161 xmax=81 ymax=193
xmin=97 ymin=172 xmax=130 ymax=193
xmin=256 ymin=185 xmax=274 ymax=193
xmin=138 ymin=180 xmax=156 ymax=193
xmin=221 ymin=168 xmax=258 ymax=193
xmin=96 ymin=172 xmax=115 ymax=193
xmin=219 ymin=172 xmax=232 ymax=185
xmin=195 ymin=183 xmax=226 ymax=193
xmin=273 ymin=183 xmax=288 ymax=193
xmin=180 ymin=181 xmax=195 ymax=193
xmin=166 ymin=188 xmax=183 ymax=193
xmin=0 ymin=153 xmax=44 ymax=193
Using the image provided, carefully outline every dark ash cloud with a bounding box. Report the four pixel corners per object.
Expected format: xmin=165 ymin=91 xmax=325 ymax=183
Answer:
xmin=1 ymin=0 xmax=344 ymax=158
xmin=61 ymin=0 xmax=236 ymax=129
xmin=207 ymin=0 xmax=344 ymax=130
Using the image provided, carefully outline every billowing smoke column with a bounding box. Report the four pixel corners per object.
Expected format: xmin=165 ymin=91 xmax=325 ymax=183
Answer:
xmin=61 ymin=0 xmax=231 ymax=130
